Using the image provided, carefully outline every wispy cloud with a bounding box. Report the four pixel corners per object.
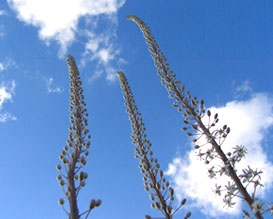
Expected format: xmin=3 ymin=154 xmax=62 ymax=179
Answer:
xmin=45 ymin=77 xmax=63 ymax=94
xmin=165 ymin=93 xmax=273 ymax=218
xmin=0 ymin=81 xmax=16 ymax=122
xmin=0 ymin=57 xmax=16 ymax=72
xmin=7 ymin=0 xmax=125 ymax=66
xmin=81 ymin=29 xmax=122 ymax=83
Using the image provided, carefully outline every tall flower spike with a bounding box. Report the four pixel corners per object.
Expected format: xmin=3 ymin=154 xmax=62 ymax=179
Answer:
xmin=57 ymin=55 xmax=101 ymax=219
xmin=127 ymin=15 xmax=264 ymax=219
xmin=117 ymin=71 xmax=190 ymax=219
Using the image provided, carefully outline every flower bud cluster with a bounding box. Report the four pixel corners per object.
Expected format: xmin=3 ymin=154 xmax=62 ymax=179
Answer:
xmin=127 ymin=15 xmax=272 ymax=219
xmin=117 ymin=71 xmax=190 ymax=219
xmin=56 ymin=55 xmax=100 ymax=219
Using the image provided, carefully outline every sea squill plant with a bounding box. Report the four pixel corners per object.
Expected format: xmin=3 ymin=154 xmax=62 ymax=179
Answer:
xmin=56 ymin=55 xmax=101 ymax=219
xmin=126 ymin=15 xmax=273 ymax=219
xmin=117 ymin=70 xmax=191 ymax=219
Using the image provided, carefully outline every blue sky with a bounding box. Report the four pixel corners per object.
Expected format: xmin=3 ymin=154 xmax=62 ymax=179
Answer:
xmin=0 ymin=0 xmax=273 ymax=218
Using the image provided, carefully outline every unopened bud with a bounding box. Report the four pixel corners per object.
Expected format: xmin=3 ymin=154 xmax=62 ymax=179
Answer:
xmin=89 ymin=199 xmax=96 ymax=209
xmin=95 ymin=199 xmax=102 ymax=207
xmin=58 ymin=198 xmax=64 ymax=206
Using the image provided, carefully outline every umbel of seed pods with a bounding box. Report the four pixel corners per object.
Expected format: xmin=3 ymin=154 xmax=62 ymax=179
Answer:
xmin=126 ymin=15 xmax=265 ymax=219
xmin=57 ymin=55 xmax=101 ymax=219
xmin=117 ymin=71 xmax=191 ymax=219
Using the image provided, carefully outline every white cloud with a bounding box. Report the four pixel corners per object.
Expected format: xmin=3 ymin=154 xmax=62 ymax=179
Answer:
xmin=0 ymin=81 xmax=16 ymax=122
xmin=0 ymin=57 xmax=16 ymax=72
xmin=82 ymin=31 xmax=120 ymax=83
xmin=7 ymin=0 xmax=125 ymax=56
xmin=165 ymin=93 xmax=273 ymax=218
xmin=45 ymin=77 xmax=63 ymax=93
xmin=236 ymin=80 xmax=252 ymax=93
xmin=0 ymin=112 xmax=16 ymax=122
xmin=0 ymin=10 xmax=6 ymax=16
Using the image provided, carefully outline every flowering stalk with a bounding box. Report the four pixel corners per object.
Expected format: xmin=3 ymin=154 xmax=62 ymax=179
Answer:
xmin=126 ymin=15 xmax=266 ymax=219
xmin=117 ymin=71 xmax=191 ymax=219
xmin=56 ymin=55 xmax=101 ymax=219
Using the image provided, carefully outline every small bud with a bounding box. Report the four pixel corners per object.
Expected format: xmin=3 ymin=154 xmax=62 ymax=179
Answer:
xmin=95 ymin=199 xmax=102 ymax=207
xmin=156 ymin=182 xmax=160 ymax=190
xmin=155 ymin=202 xmax=161 ymax=210
xmin=242 ymin=210 xmax=250 ymax=217
xmin=207 ymin=110 xmax=211 ymax=117
xmin=194 ymin=145 xmax=200 ymax=149
xmin=227 ymin=127 xmax=230 ymax=134
xmin=169 ymin=187 xmax=174 ymax=196
xmin=56 ymin=164 xmax=62 ymax=171
xmin=58 ymin=198 xmax=64 ymax=206
xmin=185 ymin=212 xmax=191 ymax=218
xmin=89 ymin=199 xmax=96 ymax=209
xmin=59 ymin=180 xmax=65 ymax=187
xmin=144 ymin=215 xmax=151 ymax=219
xmin=167 ymin=205 xmax=172 ymax=214
xmin=181 ymin=198 xmax=187 ymax=205
xmin=159 ymin=170 xmax=163 ymax=178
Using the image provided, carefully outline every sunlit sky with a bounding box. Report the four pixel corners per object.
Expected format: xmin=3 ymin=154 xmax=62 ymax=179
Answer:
xmin=1 ymin=1 xmax=273 ymax=219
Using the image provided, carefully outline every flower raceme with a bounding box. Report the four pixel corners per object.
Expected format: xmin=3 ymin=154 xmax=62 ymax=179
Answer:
xmin=57 ymin=55 xmax=101 ymax=219
xmin=117 ymin=71 xmax=191 ymax=219
xmin=126 ymin=15 xmax=273 ymax=219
